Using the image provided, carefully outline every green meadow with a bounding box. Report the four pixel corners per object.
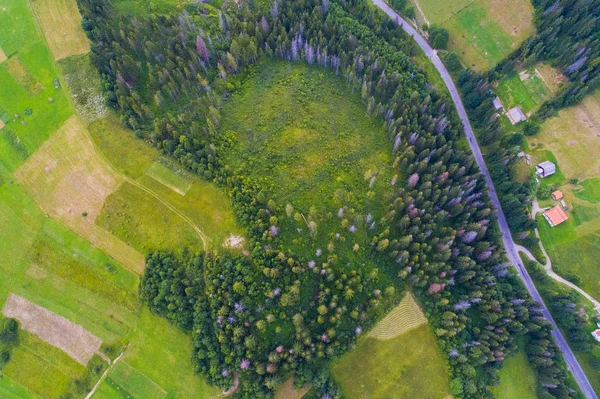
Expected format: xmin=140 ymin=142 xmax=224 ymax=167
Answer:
xmin=333 ymin=324 xmax=451 ymax=398
xmin=496 ymin=70 xmax=549 ymax=113
xmin=221 ymin=60 xmax=394 ymax=261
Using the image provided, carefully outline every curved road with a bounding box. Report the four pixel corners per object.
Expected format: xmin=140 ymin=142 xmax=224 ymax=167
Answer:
xmin=371 ymin=1 xmax=597 ymax=397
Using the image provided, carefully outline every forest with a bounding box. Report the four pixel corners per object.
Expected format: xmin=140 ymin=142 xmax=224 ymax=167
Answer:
xmin=77 ymin=0 xmax=576 ymax=397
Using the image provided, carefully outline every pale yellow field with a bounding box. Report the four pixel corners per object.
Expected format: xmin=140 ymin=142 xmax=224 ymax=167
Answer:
xmin=15 ymin=116 xmax=145 ymax=273
xmin=479 ymin=0 xmax=535 ymax=44
xmin=530 ymin=94 xmax=600 ymax=180
xmin=0 ymin=46 xmax=6 ymax=63
xmin=536 ymin=63 xmax=567 ymax=95
xmin=368 ymin=292 xmax=427 ymax=340
xmin=30 ymin=0 xmax=90 ymax=60
xmin=275 ymin=379 xmax=312 ymax=399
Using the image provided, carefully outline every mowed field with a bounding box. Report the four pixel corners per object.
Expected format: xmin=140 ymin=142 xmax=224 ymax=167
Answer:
xmin=531 ymin=91 xmax=600 ymax=300
xmin=496 ymin=65 xmax=562 ymax=114
xmin=412 ymin=0 xmax=534 ymax=70
xmin=0 ymin=0 xmax=229 ymax=397
xmin=491 ymin=344 xmax=538 ymax=399
xmin=333 ymin=295 xmax=451 ymax=399
xmin=30 ymin=0 xmax=90 ymax=60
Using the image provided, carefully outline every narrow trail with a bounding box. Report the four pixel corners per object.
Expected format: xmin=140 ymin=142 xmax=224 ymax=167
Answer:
xmin=84 ymin=347 xmax=128 ymax=399
xmin=518 ymin=201 xmax=600 ymax=312
xmin=83 ymin=120 xmax=210 ymax=252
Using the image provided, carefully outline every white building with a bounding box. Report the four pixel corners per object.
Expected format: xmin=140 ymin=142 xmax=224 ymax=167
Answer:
xmin=536 ymin=161 xmax=556 ymax=178
xmin=507 ymin=106 xmax=526 ymax=125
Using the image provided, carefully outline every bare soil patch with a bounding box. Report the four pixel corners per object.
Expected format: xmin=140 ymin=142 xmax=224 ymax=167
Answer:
xmin=31 ymin=0 xmax=90 ymax=60
xmin=2 ymin=293 xmax=102 ymax=365
xmin=223 ymin=234 xmax=245 ymax=249
xmin=15 ymin=116 xmax=145 ymax=273
xmin=0 ymin=46 xmax=6 ymax=63
xmin=0 ymin=120 xmax=5 ymax=130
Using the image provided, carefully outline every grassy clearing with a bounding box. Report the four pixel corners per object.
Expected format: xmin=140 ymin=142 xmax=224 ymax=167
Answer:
xmin=30 ymin=0 xmax=90 ymax=60
xmin=528 ymin=93 xmax=600 ymax=180
xmin=145 ymin=159 xmax=192 ymax=195
xmin=117 ymin=308 xmax=220 ymax=398
xmin=333 ymin=324 xmax=451 ymax=398
xmin=96 ymin=181 xmax=202 ymax=252
xmin=106 ymin=361 xmax=167 ymax=399
xmin=536 ymin=63 xmax=566 ymax=95
xmin=412 ymin=0 xmax=472 ymax=24
xmin=478 ymin=0 xmax=534 ymax=44
xmin=112 ymin=0 xmax=193 ymax=16
xmin=89 ymin=113 xmax=242 ymax=247
xmin=2 ymin=330 xmax=86 ymax=398
xmin=367 ymin=292 xmax=427 ymax=340
xmin=221 ymin=60 xmax=393 ymax=260
xmin=0 ymin=375 xmax=41 ymax=399
xmin=574 ymin=178 xmax=600 ymax=204
xmin=444 ymin=2 xmax=514 ymax=71
xmin=496 ymin=70 xmax=549 ymax=113
xmin=274 ymin=378 xmax=311 ymax=399
xmin=414 ymin=0 xmax=533 ymax=71
xmin=491 ymin=345 xmax=537 ymax=399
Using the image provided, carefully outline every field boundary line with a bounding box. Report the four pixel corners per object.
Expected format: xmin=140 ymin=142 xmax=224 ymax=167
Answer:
xmin=440 ymin=0 xmax=476 ymax=26
xmin=82 ymin=119 xmax=210 ymax=251
xmin=84 ymin=345 xmax=128 ymax=399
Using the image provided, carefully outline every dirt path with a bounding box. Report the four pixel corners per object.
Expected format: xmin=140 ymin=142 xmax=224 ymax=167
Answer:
xmin=84 ymin=347 xmax=128 ymax=399
xmin=84 ymin=125 xmax=210 ymax=252
xmin=519 ymin=201 xmax=600 ymax=312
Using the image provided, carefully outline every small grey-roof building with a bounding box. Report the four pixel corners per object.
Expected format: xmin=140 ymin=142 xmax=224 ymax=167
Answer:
xmin=536 ymin=161 xmax=556 ymax=178
xmin=507 ymin=106 xmax=526 ymax=125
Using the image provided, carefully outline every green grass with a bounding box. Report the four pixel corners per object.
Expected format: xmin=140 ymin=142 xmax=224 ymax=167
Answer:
xmin=492 ymin=345 xmax=537 ymax=399
xmin=450 ymin=3 xmax=513 ymax=63
xmin=112 ymin=0 xmax=191 ymax=16
xmin=572 ymin=202 xmax=600 ymax=226
xmin=2 ymin=331 xmax=86 ymax=398
xmin=88 ymin=115 xmax=158 ymax=179
xmin=106 ymin=361 xmax=167 ymax=399
xmin=533 ymin=150 xmax=566 ymax=185
xmin=119 ymin=309 xmax=220 ymax=398
xmin=574 ymin=178 xmax=600 ymax=204
xmin=0 ymin=0 xmax=72 ymax=158
xmin=0 ymin=375 xmax=41 ymax=399
xmin=333 ymin=324 xmax=451 ymax=398
xmin=89 ymin=113 xmax=242 ymax=247
xmin=221 ymin=59 xmax=393 ymax=260
xmin=496 ymin=71 xmax=548 ymax=113
xmin=414 ymin=0 xmax=472 ymax=24
xmin=96 ymin=181 xmax=202 ymax=252
xmin=145 ymin=159 xmax=192 ymax=195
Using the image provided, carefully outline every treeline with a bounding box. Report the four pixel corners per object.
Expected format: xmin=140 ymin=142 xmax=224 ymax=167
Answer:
xmin=0 ymin=317 xmax=18 ymax=371
xmin=452 ymin=65 xmax=537 ymax=239
xmin=79 ymin=0 xmax=573 ymax=397
xmin=496 ymin=0 xmax=600 ymax=118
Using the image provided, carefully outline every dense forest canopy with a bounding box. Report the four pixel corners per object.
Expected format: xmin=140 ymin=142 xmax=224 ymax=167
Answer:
xmin=77 ymin=0 xmax=575 ymax=397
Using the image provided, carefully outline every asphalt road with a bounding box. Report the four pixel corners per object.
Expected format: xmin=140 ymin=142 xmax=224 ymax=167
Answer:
xmin=371 ymin=1 xmax=598 ymax=397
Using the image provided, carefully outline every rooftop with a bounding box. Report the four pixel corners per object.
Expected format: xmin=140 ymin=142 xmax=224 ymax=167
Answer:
xmin=552 ymin=190 xmax=563 ymax=200
xmin=507 ymin=106 xmax=526 ymax=125
xmin=544 ymin=206 xmax=568 ymax=227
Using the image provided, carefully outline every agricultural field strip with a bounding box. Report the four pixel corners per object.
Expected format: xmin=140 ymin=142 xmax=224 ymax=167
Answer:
xmin=2 ymin=293 xmax=102 ymax=365
xmin=84 ymin=123 xmax=210 ymax=250
xmin=28 ymin=0 xmax=90 ymax=60
xmin=368 ymin=292 xmax=427 ymax=340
